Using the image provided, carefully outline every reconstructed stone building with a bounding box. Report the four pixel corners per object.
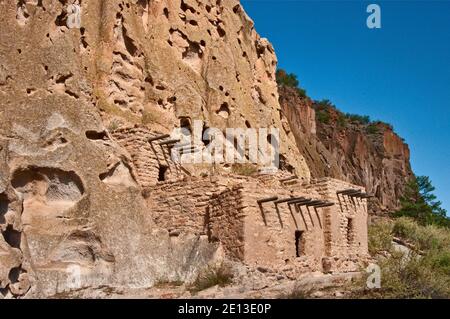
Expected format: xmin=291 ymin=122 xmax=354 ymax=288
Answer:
xmin=0 ymin=0 xmax=381 ymax=298
xmin=113 ymin=125 xmax=370 ymax=275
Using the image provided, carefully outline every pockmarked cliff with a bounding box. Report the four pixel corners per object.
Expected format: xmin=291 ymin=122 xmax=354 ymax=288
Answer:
xmin=0 ymin=0 xmax=408 ymax=299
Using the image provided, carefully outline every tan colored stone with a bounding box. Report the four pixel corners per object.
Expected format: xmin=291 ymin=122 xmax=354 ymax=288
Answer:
xmin=0 ymin=0 xmax=373 ymax=298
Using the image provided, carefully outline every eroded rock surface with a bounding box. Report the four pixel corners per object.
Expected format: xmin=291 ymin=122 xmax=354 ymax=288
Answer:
xmin=0 ymin=1 xmax=409 ymax=298
xmin=279 ymin=86 xmax=413 ymax=214
xmin=0 ymin=0 xmax=310 ymax=298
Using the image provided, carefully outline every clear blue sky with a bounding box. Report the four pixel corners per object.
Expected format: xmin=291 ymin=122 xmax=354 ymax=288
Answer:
xmin=241 ymin=0 xmax=450 ymax=214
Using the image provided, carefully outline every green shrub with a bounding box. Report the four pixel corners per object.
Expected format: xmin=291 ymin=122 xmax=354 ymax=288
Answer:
xmin=367 ymin=251 xmax=450 ymax=299
xmin=314 ymin=99 xmax=335 ymax=110
xmin=276 ymin=69 xmax=307 ymax=98
xmin=393 ymin=217 xmax=450 ymax=251
xmin=427 ymin=250 xmax=450 ymax=276
xmin=368 ymin=220 xmax=393 ymax=255
xmin=366 ymin=123 xmax=380 ymax=134
xmin=189 ymin=264 xmax=234 ymax=293
xmin=351 ymin=218 xmax=450 ymax=299
xmin=337 ymin=113 xmax=347 ymax=128
xmin=296 ymin=87 xmax=307 ymax=98
xmin=276 ymin=69 xmax=299 ymax=88
xmin=313 ymin=100 xmax=336 ymax=125
xmin=316 ymin=109 xmax=330 ymax=124
xmin=395 ymin=176 xmax=449 ymax=227
xmin=345 ymin=113 xmax=371 ymax=125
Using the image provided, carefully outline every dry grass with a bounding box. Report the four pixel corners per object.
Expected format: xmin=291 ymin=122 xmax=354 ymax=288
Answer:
xmin=350 ymin=217 xmax=450 ymax=299
xmin=154 ymin=279 xmax=184 ymax=288
xmin=278 ymin=285 xmax=315 ymax=299
xmin=189 ymin=264 xmax=234 ymax=293
xmin=368 ymin=219 xmax=394 ymax=255
xmin=231 ymin=163 xmax=258 ymax=176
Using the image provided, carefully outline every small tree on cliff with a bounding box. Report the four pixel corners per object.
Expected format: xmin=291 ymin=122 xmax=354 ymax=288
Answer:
xmin=396 ymin=175 xmax=449 ymax=227
xmin=276 ymin=69 xmax=307 ymax=98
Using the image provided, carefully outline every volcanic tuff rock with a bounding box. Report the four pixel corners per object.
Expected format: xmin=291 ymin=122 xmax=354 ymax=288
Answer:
xmin=279 ymin=86 xmax=413 ymax=214
xmin=0 ymin=0 xmax=310 ymax=298
xmin=0 ymin=0 xmax=411 ymax=298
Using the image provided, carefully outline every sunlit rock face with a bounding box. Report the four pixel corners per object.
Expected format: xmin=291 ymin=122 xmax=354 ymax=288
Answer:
xmin=0 ymin=0 xmax=311 ymax=298
xmin=279 ymin=86 xmax=413 ymax=215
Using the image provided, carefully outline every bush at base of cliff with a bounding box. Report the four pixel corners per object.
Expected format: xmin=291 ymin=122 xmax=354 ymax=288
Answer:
xmin=278 ymin=285 xmax=315 ymax=299
xmin=355 ymin=251 xmax=450 ymax=299
xmin=393 ymin=217 xmax=450 ymax=250
xmin=351 ymin=217 xmax=450 ymax=299
xmin=368 ymin=220 xmax=394 ymax=255
xmin=188 ymin=264 xmax=234 ymax=293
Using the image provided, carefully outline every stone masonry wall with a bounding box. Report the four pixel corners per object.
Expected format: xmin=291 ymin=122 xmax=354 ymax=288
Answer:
xmin=142 ymin=174 xmax=368 ymax=274
xmin=144 ymin=177 xmax=224 ymax=236
xmin=111 ymin=126 xmax=181 ymax=187
xmin=308 ymin=178 xmax=369 ymax=272
xmin=208 ymin=186 xmax=246 ymax=261
xmin=240 ymin=178 xmax=325 ymax=274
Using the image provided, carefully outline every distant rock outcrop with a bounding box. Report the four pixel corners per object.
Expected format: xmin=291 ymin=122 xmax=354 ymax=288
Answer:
xmin=279 ymin=86 xmax=413 ymax=214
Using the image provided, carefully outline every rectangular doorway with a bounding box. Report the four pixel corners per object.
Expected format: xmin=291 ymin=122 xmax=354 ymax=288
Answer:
xmin=347 ymin=218 xmax=354 ymax=246
xmin=295 ymin=230 xmax=305 ymax=257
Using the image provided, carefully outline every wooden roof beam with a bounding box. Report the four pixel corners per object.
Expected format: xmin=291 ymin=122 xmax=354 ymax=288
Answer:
xmin=148 ymin=134 xmax=170 ymax=142
xmin=305 ymin=200 xmax=326 ymax=207
xmin=274 ymin=197 xmax=298 ymax=205
xmin=257 ymin=196 xmax=278 ymax=204
xmin=159 ymin=139 xmax=181 ymax=146
xmin=287 ymin=198 xmax=311 ymax=205
xmin=336 ymin=189 xmax=356 ymax=195
xmin=338 ymin=189 xmax=362 ymax=196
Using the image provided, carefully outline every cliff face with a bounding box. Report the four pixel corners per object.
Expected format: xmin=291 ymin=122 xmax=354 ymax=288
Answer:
xmin=279 ymin=86 xmax=414 ymax=213
xmin=0 ymin=0 xmax=411 ymax=298
xmin=0 ymin=0 xmax=312 ymax=298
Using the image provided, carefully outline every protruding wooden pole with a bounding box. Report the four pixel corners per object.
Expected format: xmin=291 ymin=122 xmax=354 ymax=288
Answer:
xmin=305 ymin=200 xmax=325 ymax=207
xmin=286 ymin=197 xmax=310 ymax=204
xmin=257 ymin=196 xmax=278 ymax=204
xmin=274 ymin=197 xmax=297 ymax=205
xmin=288 ymin=198 xmax=312 ymax=205
xmin=336 ymin=188 xmax=355 ymax=195
xmin=148 ymin=134 xmax=170 ymax=142
xmin=159 ymin=139 xmax=181 ymax=146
